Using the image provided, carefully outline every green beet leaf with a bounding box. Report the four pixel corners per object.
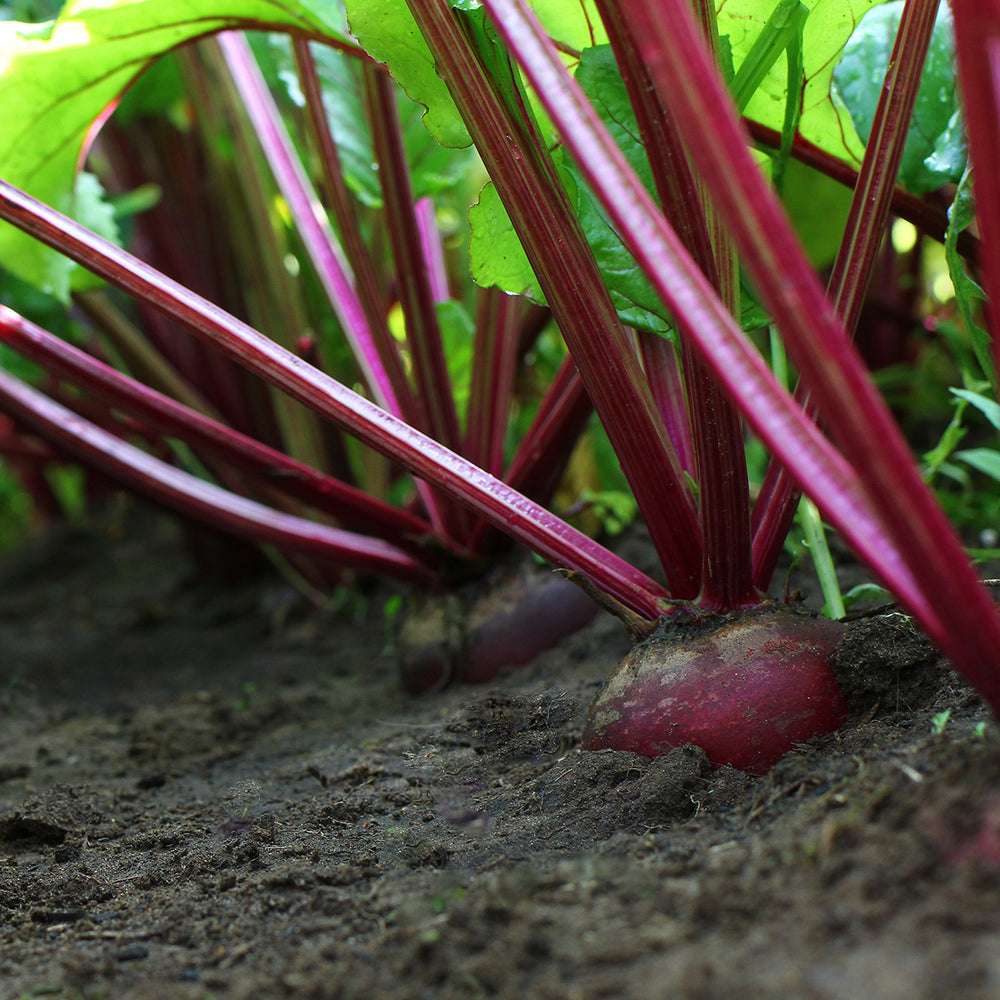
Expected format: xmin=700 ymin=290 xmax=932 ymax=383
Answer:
xmin=833 ymin=0 xmax=965 ymax=193
xmin=343 ymin=0 xmax=606 ymax=151
xmin=0 ymin=0 xmax=346 ymax=299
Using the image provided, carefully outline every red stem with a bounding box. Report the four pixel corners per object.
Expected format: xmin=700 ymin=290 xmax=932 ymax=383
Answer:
xmin=0 ymin=364 xmax=436 ymax=585
xmin=362 ymin=64 xmax=465 ymax=458
xmin=465 ymin=285 xmax=521 ymax=478
xmin=596 ymin=0 xmax=755 ymax=610
xmin=503 ymin=354 xmax=593 ymax=504
xmin=0 ymin=179 xmax=669 ymax=620
xmin=403 ymin=0 xmax=704 ymax=599
xmin=0 ymin=307 xmax=437 ymax=552
xmin=638 ymin=334 xmax=693 ymax=475
xmin=472 ymin=0 xmax=935 ymax=633
xmin=750 ymin=0 xmax=943 ymax=590
xmin=415 ymin=197 xmax=451 ymax=303
xmin=216 ymin=33 xmax=403 ymax=419
xmin=468 ymin=353 xmax=593 ymax=557
xmin=291 ymin=38 xmax=419 ymax=423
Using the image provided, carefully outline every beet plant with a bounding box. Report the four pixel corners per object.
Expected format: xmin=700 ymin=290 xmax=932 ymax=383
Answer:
xmin=0 ymin=0 xmax=998 ymax=772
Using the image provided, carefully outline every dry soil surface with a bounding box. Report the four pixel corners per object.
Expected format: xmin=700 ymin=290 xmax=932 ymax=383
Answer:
xmin=1 ymin=509 xmax=999 ymax=1000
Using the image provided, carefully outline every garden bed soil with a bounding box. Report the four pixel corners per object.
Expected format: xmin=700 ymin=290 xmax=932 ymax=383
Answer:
xmin=1 ymin=505 xmax=999 ymax=999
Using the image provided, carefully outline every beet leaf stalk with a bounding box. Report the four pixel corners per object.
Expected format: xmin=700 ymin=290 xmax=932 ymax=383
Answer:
xmin=475 ymin=0 xmax=1000 ymax=709
xmin=750 ymin=0 xmax=944 ymax=589
xmin=0 ymin=178 xmax=670 ymax=621
xmin=593 ymin=0 xmax=755 ymax=612
xmin=213 ymin=31 xmax=465 ymax=541
xmin=0 ymin=318 xmax=435 ymax=586
xmin=400 ymin=0 xmax=706 ymax=601
xmin=0 ymin=306 xmax=436 ymax=553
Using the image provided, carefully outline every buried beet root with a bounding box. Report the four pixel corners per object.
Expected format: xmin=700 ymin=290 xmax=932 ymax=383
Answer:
xmin=582 ymin=604 xmax=848 ymax=774
xmin=399 ymin=568 xmax=598 ymax=693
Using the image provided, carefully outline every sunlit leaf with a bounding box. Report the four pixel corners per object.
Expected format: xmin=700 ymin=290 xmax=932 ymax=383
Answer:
xmin=344 ymin=0 xmax=605 ymax=150
xmin=723 ymin=0 xmax=892 ymax=165
xmin=0 ymin=0 xmax=346 ymax=297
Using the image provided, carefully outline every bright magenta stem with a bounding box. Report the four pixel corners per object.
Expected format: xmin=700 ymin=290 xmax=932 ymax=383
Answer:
xmin=0 ymin=354 xmax=436 ymax=586
xmin=953 ymin=0 xmax=1000 ymax=376
xmin=476 ymin=0 xmax=939 ymax=637
xmin=216 ymin=33 xmax=399 ymax=417
xmin=0 ymin=179 xmax=669 ymax=620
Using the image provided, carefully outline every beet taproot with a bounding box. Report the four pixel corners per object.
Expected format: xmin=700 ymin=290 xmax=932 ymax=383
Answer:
xmin=583 ymin=605 xmax=848 ymax=774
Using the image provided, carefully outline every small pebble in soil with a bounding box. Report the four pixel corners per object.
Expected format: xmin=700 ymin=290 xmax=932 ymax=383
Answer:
xmin=115 ymin=944 xmax=150 ymax=962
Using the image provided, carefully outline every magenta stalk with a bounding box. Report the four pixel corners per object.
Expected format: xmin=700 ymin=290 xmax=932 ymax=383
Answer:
xmin=0 ymin=306 xmax=436 ymax=551
xmin=0 ymin=179 xmax=669 ymax=620
xmin=0 ymin=364 xmax=436 ymax=585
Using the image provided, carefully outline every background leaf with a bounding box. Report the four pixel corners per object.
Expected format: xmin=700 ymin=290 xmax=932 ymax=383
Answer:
xmin=722 ymin=0 xmax=892 ymax=166
xmin=0 ymin=0 xmax=346 ymax=298
xmin=833 ymin=0 xmax=964 ymax=192
xmin=343 ymin=0 xmax=606 ymax=151
xmin=468 ymin=180 xmax=539 ymax=300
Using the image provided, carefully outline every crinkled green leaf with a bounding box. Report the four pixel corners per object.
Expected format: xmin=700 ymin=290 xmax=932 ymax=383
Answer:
xmin=924 ymin=107 xmax=966 ymax=180
xmin=561 ymin=158 xmax=670 ymax=333
xmin=0 ymin=0 xmax=347 ymax=298
xmin=561 ymin=45 xmax=668 ymax=332
xmin=343 ymin=0 xmax=469 ymax=148
xmin=343 ymin=0 xmax=605 ymax=150
xmin=469 ymin=180 xmax=539 ymax=299
xmin=833 ymin=0 xmax=964 ymax=192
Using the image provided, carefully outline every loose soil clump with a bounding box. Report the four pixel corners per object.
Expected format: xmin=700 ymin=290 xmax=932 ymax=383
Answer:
xmin=0 ymin=507 xmax=998 ymax=999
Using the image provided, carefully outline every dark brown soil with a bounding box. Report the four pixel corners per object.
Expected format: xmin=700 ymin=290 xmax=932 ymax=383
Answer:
xmin=1 ymin=506 xmax=999 ymax=1000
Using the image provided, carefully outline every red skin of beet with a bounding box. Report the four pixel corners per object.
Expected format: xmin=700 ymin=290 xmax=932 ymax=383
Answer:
xmin=582 ymin=606 xmax=848 ymax=774
xmin=401 ymin=572 xmax=598 ymax=693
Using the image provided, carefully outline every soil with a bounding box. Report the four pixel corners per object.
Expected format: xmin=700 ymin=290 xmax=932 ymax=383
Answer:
xmin=1 ymin=504 xmax=999 ymax=1000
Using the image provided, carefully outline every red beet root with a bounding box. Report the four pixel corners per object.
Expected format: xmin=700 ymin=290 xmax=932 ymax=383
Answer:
xmin=400 ymin=569 xmax=598 ymax=693
xmin=583 ymin=605 xmax=848 ymax=774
